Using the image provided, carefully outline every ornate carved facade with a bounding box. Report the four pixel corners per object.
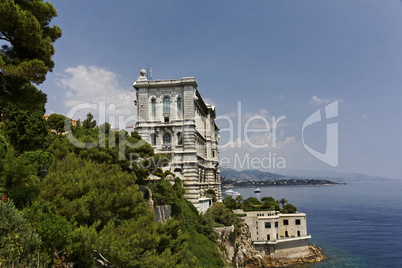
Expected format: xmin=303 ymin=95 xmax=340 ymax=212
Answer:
xmin=133 ymin=69 xmax=221 ymax=210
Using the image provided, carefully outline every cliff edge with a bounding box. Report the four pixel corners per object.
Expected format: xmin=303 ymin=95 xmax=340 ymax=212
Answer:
xmin=214 ymin=223 xmax=325 ymax=267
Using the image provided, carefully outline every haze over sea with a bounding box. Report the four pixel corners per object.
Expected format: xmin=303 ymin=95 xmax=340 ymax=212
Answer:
xmin=232 ymin=180 xmax=402 ymax=267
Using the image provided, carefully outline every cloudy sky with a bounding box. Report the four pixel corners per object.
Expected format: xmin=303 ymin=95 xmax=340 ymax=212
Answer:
xmin=39 ymin=0 xmax=402 ymax=179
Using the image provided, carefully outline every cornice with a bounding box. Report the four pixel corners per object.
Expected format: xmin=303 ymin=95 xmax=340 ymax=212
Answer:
xmin=133 ymin=77 xmax=198 ymax=90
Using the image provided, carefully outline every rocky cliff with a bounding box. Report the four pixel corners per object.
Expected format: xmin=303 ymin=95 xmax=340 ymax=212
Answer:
xmin=214 ymin=223 xmax=270 ymax=267
xmin=214 ymin=223 xmax=325 ymax=267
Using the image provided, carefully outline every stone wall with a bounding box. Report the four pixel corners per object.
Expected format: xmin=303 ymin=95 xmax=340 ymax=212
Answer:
xmin=254 ymin=239 xmax=311 ymax=261
xmin=154 ymin=205 xmax=171 ymax=223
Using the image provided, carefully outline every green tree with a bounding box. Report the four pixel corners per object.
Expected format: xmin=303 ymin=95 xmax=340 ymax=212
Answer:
xmin=0 ymin=0 xmax=62 ymax=88
xmin=283 ymin=203 xmax=297 ymax=214
xmin=0 ymin=201 xmax=42 ymax=267
xmin=223 ymin=195 xmax=237 ymax=210
xmin=47 ymin=113 xmax=71 ymax=134
xmin=82 ymin=112 xmax=96 ymax=129
xmin=1 ymin=108 xmax=49 ymax=154
xmin=149 ymin=178 xmax=180 ymax=206
xmin=261 ymin=196 xmax=277 ymax=210
xmin=279 ymin=198 xmax=288 ymax=208
xmin=2 ymin=150 xmax=49 ymax=208
xmin=245 ymin=197 xmax=261 ymax=206
xmin=95 ymin=217 xmax=186 ymax=267
xmin=39 ymin=153 xmax=144 ymax=227
xmin=205 ymin=202 xmax=239 ymax=228
xmin=261 ymin=196 xmax=276 ymax=203
xmin=99 ymin=122 xmax=111 ymax=135
xmin=0 ymin=0 xmax=62 ymax=118
xmin=23 ymin=202 xmax=73 ymax=263
xmin=235 ymin=195 xmax=243 ymax=208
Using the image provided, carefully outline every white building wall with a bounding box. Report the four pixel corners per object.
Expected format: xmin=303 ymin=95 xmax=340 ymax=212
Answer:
xmin=133 ymin=70 xmax=221 ymax=210
xmin=239 ymin=210 xmax=312 ymax=261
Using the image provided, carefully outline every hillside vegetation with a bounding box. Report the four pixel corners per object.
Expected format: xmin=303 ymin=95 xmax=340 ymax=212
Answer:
xmin=0 ymin=118 xmax=224 ymax=267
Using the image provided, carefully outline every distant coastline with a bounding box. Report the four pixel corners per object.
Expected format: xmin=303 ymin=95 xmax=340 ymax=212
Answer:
xmin=222 ymin=178 xmax=345 ymax=188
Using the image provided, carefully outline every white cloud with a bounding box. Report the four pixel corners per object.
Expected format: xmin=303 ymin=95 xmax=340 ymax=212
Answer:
xmin=309 ymin=96 xmax=333 ymax=106
xmin=57 ymin=65 xmax=136 ymax=128
xmin=219 ymin=131 xmax=307 ymax=171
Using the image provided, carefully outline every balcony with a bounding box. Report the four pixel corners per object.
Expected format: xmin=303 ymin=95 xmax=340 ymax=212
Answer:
xmin=161 ymin=144 xmax=172 ymax=150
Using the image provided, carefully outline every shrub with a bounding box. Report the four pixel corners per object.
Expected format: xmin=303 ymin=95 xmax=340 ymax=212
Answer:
xmin=0 ymin=201 xmax=42 ymax=266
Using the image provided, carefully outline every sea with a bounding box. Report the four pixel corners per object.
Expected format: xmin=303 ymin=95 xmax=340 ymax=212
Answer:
xmin=229 ymin=180 xmax=402 ymax=268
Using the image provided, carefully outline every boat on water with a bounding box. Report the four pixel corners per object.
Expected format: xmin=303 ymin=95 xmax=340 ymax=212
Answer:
xmin=224 ymin=189 xmax=241 ymax=196
xmin=254 ymin=188 xmax=261 ymax=193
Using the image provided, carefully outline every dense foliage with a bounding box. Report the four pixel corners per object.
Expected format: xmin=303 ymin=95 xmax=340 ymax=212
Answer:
xmin=0 ymin=0 xmax=62 ymax=87
xmin=0 ymin=119 xmax=225 ymax=266
xmin=223 ymin=194 xmax=295 ymax=213
xmin=0 ymin=201 xmax=41 ymax=267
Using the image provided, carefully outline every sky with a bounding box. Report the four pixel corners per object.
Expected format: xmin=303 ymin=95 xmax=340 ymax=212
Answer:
xmin=38 ymin=0 xmax=402 ymax=179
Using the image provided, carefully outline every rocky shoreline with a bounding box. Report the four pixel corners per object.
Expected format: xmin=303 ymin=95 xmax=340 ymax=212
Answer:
xmin=266 ymin=244 xmax=326 ymax=267
xmin=214 ymin=224 xmax=325 ymax=267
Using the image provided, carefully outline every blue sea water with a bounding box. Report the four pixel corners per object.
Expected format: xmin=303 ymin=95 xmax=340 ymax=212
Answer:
xmin=231 ymin=181 xmax=402 ymax=268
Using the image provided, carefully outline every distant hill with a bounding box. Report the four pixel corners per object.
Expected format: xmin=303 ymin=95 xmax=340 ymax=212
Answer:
xmin=273 ymin=169 xmax=396 ymax=182
xmin=221 ymin=168 xmax=396 ymax=183
xmin=220 ymin=168 xmax=287 ymax=181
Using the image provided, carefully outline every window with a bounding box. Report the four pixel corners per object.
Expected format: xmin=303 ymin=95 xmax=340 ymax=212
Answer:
xmin=177 ymin=132 xmax=183 ymax=145
xmin=150 ymin=133 xmax=156 ymax=146
xmin=164 ymin=117 xmax=169 ymax=123
xmin=163 ymin=133 xmax=171 ymax=144
xmin=265 ymin=222 xmax=271 ymax=228
xmin=295 ymin=219 xmax=301 ymax=225
xmin=297 ymin=231 xmax=301 ymax=237
xmin=177 ymin=97 xmax=182 ymax=112
xmin=283 ymin=220 xmax=288 ymax=226
xmin=212 ymin=150 xmax=215 ymax=157
xmin=151 ymin=98 xmax=156 ymax=116
xmin=285 ymin=231 xmax=289 ymax=237
xmin=275 ymin=221 xmax=278 ymax=228
xmin=163 ymin=96 xmax=170 ymax=113
xmin=267 ymin=234 xmax=270 ymax=241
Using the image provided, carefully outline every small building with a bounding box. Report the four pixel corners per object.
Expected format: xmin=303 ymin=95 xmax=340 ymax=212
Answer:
xmin=234 ymin=209 xmax=312 ymax=261
xmin=133 ymin=69 xmax=221 ymax=211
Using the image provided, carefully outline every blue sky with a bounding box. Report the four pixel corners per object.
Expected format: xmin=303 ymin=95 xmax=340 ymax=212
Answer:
xmin=39 ymin=0 xmax=402 ymax=178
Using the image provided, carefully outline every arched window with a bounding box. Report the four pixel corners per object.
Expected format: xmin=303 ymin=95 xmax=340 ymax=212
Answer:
xmin=150 ymin=133 xmax=156 ymax=146
xmin=163 ymin=96 xmax=170 ymax=113
xmin=163 ymin=133 xmax=171 ymax=144
xmin=151 ymin=98 xmax=156 ymax=116
xmin=177 ymin=132 xmax=183 ymax=145
xmin=177 ymin=97 xmax=182 ymax=113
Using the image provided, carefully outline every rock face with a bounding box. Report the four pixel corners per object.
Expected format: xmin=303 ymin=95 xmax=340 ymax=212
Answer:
xmin=214 ymin=223 xmax=270 ymax=267
xmin=154 ymin=205 xmax=171 ymax=223
xmin=214 ymin=223 xmax=325 ymax=267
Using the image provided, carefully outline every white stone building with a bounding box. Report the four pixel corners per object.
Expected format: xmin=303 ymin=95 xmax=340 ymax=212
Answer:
xmin=133 ymin=69 xmax=221 ymax=211
xmin=235 ymin=210 xmax=312 ymax=261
